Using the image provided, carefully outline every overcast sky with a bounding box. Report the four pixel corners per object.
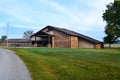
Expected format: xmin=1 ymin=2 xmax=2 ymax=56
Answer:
xmin=0 ymin=0 xmax=114 ymax=41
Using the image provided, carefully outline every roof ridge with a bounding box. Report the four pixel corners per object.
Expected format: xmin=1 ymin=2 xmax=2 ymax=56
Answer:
xmin=47 ymin=26 xmax=102 ymax=43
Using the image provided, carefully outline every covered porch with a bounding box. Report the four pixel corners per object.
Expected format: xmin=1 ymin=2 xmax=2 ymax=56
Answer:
xmin=31 ymin=32 xmax=53 ymax=47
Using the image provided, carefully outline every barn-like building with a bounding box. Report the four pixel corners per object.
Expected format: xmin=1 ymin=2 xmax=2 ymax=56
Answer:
xmin=30 ymin=25 xmax=103 ymax=48
xmin=0 ymin=38 xmax=32 ymax=47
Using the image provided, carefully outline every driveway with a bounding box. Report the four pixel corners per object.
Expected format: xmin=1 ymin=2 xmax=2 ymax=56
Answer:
xmin=0 ymin=48 xmax=32 ymax=80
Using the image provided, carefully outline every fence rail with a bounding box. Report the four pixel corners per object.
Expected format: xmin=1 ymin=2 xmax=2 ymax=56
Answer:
xmin=104 ymin=44 xmax=120 ymax=48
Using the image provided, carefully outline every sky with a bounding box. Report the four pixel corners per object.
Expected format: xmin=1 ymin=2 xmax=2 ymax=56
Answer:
xmin=0 ymin=0 xmax=114 ymax=41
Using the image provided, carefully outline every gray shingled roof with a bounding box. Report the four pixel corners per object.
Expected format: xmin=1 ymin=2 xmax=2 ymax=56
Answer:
xmin=45 ymin=26 xmax=102 ymax=43
xmin=32 ymin=25 xmax=102 ymax=43
xmin=8 ymin=39 xmax=31 ymax=43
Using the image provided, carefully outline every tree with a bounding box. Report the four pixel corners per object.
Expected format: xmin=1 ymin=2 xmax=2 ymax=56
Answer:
xmin=0 ymin=35 xmax=7 ymax=41
xmin=103 ymin=0 xmax=120 ymax=47
xmin=23 ymin=30 xmax=34 ymax=39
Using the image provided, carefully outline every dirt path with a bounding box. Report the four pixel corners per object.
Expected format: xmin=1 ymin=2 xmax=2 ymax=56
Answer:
xmin=0 ymin=48 xmax=32 ymax=80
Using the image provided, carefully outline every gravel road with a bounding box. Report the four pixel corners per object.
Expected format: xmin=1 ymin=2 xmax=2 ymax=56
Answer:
xmin=0 ymin=48 xmax=32 ymax=80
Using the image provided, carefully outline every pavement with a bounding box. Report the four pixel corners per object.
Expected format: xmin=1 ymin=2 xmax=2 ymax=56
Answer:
xmin=0 ymin=48 xmax=32 ymax=80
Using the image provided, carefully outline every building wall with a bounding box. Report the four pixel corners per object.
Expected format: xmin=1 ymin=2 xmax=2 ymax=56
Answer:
xmin=49 ymin=30 xmax=71 ymax=48
xmin=31 ymin=36 xmax=41 ymax=41
xmin=78 ymin=38 xmax=95 ymax=48
xmin=0 ymin=42 xmax=33 ymax=47
xmin=31 ymin=36 xmax=35 ymax=41
xmin=9 ymin=42 xmax=32 ymax=47
xmin=95 ymin=43 xmax=103 ymax=49
xmin=0 ymin=42 xmax=7 ymax=46
xmin=71 ymin=36 xmax=78 ymax=48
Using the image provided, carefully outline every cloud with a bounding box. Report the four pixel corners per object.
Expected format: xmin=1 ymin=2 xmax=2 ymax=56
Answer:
xmin=0 ymin=0 xmax=36 ymax=24
xmin=0 ymin=23 xmax=6 ymax=27
xmin=39 ymin=0 xmax=81 ymax=22
xmin=11 ymin=24 xmax=40 ymax=30
xmin=37 ymin=0 xmax=114 ymax=32
xmin=0 ymin=22 xmax=40 ymax=29
xmin=0 ymin=0 xmax=114 ymax=40
xmin=40 ymin=0 xmax=69 ymax=14
xmin=0 ymin=22 xmax=6 ymax=36
xmin=72 ymin=0 xmax=114 ymax=28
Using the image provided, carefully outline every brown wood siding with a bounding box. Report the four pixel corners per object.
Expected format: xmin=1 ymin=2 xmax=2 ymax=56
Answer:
xmin=51 ymin=30 xmax=71 ymax=48
xmin=78 ymin=38 xmax=94 ymax=48
xmin=71 ymin=36 xmax=78 ymax=48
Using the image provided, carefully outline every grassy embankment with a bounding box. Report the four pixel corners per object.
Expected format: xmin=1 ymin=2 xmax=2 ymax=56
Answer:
xmin=9 ymin=48 xmax=120 ymax=80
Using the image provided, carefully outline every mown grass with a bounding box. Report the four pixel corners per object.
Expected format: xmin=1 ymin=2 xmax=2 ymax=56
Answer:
xmin=8 ymin=48 xmax=120 ymax=80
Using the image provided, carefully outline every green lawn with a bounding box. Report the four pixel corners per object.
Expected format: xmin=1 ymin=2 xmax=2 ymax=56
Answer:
xmin=8 ymin=48 xmax=120 ymax=80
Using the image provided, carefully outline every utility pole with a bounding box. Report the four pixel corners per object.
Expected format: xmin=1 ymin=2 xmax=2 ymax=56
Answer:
xmin=7 ymin=21 xmax=9 ymax=47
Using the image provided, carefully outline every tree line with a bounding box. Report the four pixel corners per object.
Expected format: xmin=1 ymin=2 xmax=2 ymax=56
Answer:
xmin=0 ymin=30 xmax=33 ymax=41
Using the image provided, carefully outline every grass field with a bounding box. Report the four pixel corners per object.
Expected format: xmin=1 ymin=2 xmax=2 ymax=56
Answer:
xmin=8 ymin=48 xmax=120 ymax=80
